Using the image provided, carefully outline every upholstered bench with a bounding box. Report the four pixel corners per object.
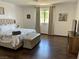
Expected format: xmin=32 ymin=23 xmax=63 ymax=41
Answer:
xmin=23 ymin=33 xmax=40 ymax=49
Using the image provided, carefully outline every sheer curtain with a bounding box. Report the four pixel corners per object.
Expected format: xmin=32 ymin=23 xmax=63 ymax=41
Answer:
xmin=35 ymin=7 xmax=40 ymax=33
xmin=48 ymin=6 xmax=54 ymax=35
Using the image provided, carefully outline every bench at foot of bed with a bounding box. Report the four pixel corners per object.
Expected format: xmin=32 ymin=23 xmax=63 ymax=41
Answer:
xmin=23 ymin=33 xmax=40 ymax=49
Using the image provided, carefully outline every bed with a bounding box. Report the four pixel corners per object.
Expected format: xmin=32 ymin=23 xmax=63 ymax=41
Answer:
xmin=0 ymin=19 xmax=37 ymax=50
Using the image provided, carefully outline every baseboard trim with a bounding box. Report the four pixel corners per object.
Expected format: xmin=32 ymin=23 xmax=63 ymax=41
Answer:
xmin=53 ymin=35 xmax=67 ymax=38
xmin=41 ymin=33 xmax=67 ymax=38
xmin=41 ymin=33 xmax=48 ymax=35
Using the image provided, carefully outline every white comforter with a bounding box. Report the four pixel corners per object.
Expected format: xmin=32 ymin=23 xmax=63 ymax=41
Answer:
xmin=0 ymin=28 xmax=36 ymax=36
xmin=0 ymin=28 xmax=36 ymax=47
xmin=0 ymin=35 xmax=20 ymax=47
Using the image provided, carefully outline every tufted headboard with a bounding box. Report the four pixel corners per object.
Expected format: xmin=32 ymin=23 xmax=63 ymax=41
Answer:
xmin=0 ymin=19 xmax=16 ymax=25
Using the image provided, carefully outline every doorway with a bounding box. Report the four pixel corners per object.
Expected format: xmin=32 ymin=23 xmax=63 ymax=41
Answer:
xmin=40 ymin=8 xmax=49 ymax=34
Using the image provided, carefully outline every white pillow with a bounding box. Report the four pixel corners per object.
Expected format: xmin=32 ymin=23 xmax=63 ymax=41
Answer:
xmin=0 ymin=24 xmax=17 ymax=36
xmin=1 ymin=24 xmax=17 ymax=31
xmin=7 ymin=24 xmax=17 ymax=29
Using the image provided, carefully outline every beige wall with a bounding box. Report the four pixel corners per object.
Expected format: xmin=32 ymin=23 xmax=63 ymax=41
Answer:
xmin=0 ymin=1 xmax=36 ymax=29
xmin=75 ymin=0 xmax=79 ymax=32
xmin=53 ymin=3 xmax=76 ymax=36
xmin=22 ymin=6 xmax=36 ymax=29
xmin=15 ymin=6 xmax=25 ymax=28
xmin=15 ymin=6 xmax=36 ymax=29
xmin=76 ymin=0 xmax=79 ymax=20
xmin=0 ymin=1 xmax=16 ymax=19
xmin=0 ymin=1 xmax=25 ymax=28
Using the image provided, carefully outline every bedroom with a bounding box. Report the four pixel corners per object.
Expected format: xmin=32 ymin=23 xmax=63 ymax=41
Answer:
xmin=0 ymin=0 xmax=78 ymax=59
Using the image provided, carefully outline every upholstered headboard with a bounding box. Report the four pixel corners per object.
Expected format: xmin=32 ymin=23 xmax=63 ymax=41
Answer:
xmin=0 ymin=19 xmax=16 ymax=25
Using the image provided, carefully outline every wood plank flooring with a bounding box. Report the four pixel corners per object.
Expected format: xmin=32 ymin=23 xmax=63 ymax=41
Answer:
xmin=0 ymin=35 xmax=77 ymax=59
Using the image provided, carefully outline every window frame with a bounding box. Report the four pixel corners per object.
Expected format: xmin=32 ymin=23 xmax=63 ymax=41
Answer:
xmin=40 ymin=8 xmax=49 ymax=23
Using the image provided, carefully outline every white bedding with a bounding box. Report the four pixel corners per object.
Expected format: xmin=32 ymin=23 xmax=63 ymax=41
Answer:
xmin=0 ymin=27 xmax=36 ymax=47
xmin=14 ymin=28 xmax=36 ymax=35
xmin=0 ymin=35 xmax=20 ymax=47
xmin=0 ymin=28 xmax=36 ymax=36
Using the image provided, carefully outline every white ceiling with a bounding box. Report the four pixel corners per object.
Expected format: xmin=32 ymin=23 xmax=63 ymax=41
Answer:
xmin=0 ymin=0 xmax=77 ymax=6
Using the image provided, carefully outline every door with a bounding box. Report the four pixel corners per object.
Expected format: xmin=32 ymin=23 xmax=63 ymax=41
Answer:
xmin=40 ymin=8 xmax=49 ymax=34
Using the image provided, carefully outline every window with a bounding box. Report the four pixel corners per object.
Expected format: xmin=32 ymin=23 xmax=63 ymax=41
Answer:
xmin=40 ymin=8 xmax=49 ymax=23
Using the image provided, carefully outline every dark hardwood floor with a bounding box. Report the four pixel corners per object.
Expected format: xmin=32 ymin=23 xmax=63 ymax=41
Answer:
xmin=0 ymin=35 xmax=77 ymax=59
